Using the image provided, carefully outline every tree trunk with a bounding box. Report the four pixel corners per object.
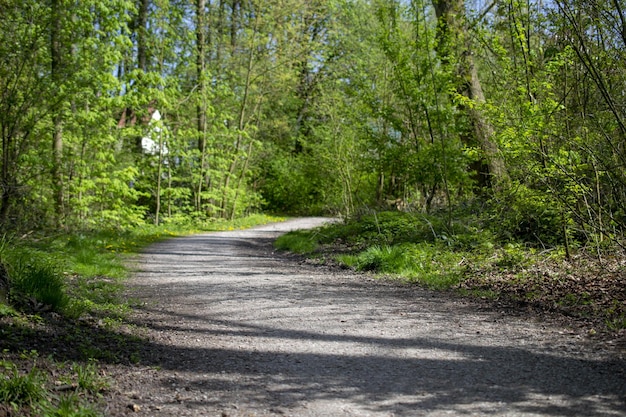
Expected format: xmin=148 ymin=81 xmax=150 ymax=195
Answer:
xmin=195 ymin=0 xmax=209 ymax=212
xmin=137 ymin=0 xmax=150 ymax=72
xmin=432 ymin=0 xmax=509 ymax=190
xmin=197 ymin=0 xmax=208 ymax=153
xmin=51 ymin=0 xmax=64 ymax=225
xmin=0 ymin=133 xmax=12 ymax=227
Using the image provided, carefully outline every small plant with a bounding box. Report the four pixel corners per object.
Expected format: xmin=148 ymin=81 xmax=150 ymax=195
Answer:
xmin=74 ymin=361 xmax=108 ymax=395
xmin=0 ymin=303 xmax=17 ymax=318
xmin=0 ymin=364 xmax=47 ymax=409
xmin=606 ymin=314 xmax=626 ymax=331
xmin=494 ymin=244 xmax=533 ymax=270
xmin=43 ymin=393 xmax=101 ymax=417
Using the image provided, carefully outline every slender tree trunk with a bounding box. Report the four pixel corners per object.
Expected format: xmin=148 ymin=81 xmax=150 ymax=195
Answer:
xmin=51 ymin=0 xmax=64 ymax=225
xmin=197 ymin=0 xmax=207 ymax=152
xmin=155 ymin=130 xmax=163 ymax=225
xmin=221 ymin=15 xmax=257 ymax=216
xmin=432 ymin=0 xmax=509 ymax=190
xmin=137 ymin=0 xmax=149 ymax=72
xmin=195 ymin=0 xmax=210 ymax=213
xmin=231 ymin=0 xmax=240 ymax=49
xmin=0 ymin=132 xmax=12 ymax=226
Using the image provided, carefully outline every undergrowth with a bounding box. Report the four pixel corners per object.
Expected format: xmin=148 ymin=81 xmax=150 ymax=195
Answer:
xmin=274 ymin=210 xmax=625 ymax=333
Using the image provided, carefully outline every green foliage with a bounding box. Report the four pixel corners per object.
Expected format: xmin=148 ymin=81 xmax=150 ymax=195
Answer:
xmin=73 ymin=361 xmax=109 ymax=395
xmin=317 ymin=211 xmax=427 ymax=246
xmin=0 ymin=360 xmax=103 ymax=417
xmin=259 ymin=154 xmax=329 ymax=215
xmin=316 ymin=211 xmax=484 ymax=248
xmin=343 ymin=245 xmax=407 ymax=272
xmin=489 ymin=184 xmax=566 ymax=247
xmin=0 ymin=304 xmax=18 ymax=318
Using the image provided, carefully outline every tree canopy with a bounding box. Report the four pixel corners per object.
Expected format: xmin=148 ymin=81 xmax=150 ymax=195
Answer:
xmin=1 ymin=0 xmax=625 ymax=249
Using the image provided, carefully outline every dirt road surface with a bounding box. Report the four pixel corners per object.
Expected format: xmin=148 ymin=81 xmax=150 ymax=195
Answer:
xmin=117 ymin=218 xmax=625 ymax=416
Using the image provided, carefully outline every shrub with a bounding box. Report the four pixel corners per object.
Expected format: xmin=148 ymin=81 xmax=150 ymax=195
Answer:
xmin=489 ymin=184 xmax=565 ymax=247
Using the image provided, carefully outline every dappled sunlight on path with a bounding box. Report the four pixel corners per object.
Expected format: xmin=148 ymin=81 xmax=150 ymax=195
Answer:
xmin=123 ymin=218 xmax=626 ymax=416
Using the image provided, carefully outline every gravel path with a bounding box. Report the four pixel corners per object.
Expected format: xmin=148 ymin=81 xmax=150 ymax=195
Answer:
xmin=118 ymin=218 xmax=626 ymax=416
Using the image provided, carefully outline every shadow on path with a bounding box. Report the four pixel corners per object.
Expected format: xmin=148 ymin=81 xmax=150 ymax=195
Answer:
xmin=122 ymin=223 xmax=626 ymax=416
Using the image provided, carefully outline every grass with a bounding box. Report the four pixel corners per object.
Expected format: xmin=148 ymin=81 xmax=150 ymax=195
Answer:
xmin=8 ymin=257 xmax=69 ymax=312
xmin=274 ymin=230 xmax=319 ymax=254
xmin=0 ymin=362 xmax=47 ymax=409
xmin=336 ymin=243 xmax=465 ymax=289
xmin=73 ymin=361 xmax=109 ymax=395
xmin=0 ymin=356 xmax=108 ymax=416
xmin=48 ymin=394 xmax=101 ymax=417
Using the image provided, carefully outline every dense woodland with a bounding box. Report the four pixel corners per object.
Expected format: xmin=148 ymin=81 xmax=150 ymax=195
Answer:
xmin=1 ymin=0 xmax=626 ymax=250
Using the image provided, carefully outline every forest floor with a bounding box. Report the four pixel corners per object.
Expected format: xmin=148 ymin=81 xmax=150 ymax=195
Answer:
xmin=1 ymin=218 xmax=625 ymax=416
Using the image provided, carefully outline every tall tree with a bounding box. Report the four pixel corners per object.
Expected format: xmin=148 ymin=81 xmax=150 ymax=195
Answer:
xmin=50 ymin=0 xmax=66 ymax=225
xmin=432 ymin=0 xmax=509 ymax=190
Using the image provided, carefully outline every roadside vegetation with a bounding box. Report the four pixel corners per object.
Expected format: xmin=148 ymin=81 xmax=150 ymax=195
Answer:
xmin=0 ymin=214 xmax=281 ymax=416
xmin=275 ymin=208 xmax=626 ymax=336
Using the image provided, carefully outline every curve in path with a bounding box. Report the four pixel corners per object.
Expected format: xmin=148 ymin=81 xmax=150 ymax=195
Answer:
xmin=124 ymin=218 xmax=625 ymax=417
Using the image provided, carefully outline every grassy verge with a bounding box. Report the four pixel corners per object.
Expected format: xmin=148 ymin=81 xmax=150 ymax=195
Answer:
xmin=274 ymin=211 xmax=626 ymax=335
xmin=0 ymin=214 xmax=282 ymax=416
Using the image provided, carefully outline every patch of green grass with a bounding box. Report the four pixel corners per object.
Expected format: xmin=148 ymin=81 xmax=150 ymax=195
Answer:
xmin=336 ymin=243 xmax=466 ymax=290
xmin=0 ymin=303 xmax=18 ymax=317
xmin=274 ymin=231 xmax=319 ymax=254
xmin=44 ymin=393 xmax=101 ymax=417
xmin=0 ymin=360 xmax=104 ymax=417
xmin=73 ymin=361 xmax=109 ymax=395
xmin=352 ymin=245 xmax=409 ymax=272
xmin=0 ymin=363 xmax=47 ymax=409
xmin=606 ymin=315 xmax=626 ymax=331
xmin=8 ymin=255 xmax=69 ymax=312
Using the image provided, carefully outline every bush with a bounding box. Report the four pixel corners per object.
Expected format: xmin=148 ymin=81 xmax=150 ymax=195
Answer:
xmin=319 ymin=211 xmax=434 ymax=247
xmin=489 ymin=184 xmax=565 ymax=247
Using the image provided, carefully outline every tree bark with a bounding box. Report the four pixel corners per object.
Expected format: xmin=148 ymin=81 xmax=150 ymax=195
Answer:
xmin=137 ymin=0 xmax=150 ymax=72
xmin=51 ymin=0 xmax=65 ymax=224
xmin=195 ymin=0 xmax=209 ymax=212
xmin=197 ymin=0 xmax=207 ymax=152
xmin=432 ymin=0 xmax=509 ymax=190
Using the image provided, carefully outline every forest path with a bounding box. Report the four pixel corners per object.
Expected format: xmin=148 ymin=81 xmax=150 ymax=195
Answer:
xmin=117 ymin=218 xmax=625 ymax=416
